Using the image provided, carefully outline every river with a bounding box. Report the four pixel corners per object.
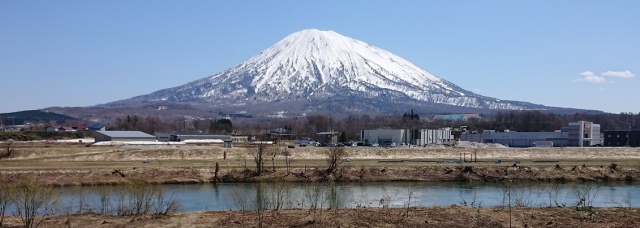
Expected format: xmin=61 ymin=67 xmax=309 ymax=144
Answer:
xmin=47 ymin=181 xmax=640 ymax=213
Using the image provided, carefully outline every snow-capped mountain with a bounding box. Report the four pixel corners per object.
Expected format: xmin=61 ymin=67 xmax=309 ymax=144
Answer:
xmin=107 ymin=29 xmax=557 ymax=116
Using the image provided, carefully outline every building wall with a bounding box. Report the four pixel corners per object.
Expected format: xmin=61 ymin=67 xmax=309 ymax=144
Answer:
xmin=155 ymin=132 xmax=171 ymax=142
xmin=94 ymin=131 xmax=156 ymax=142
xmin=482 ymin=131 xmax=567 ymax=147
xmin=604 ymin=131 xmax=629 ymax=147
xmin=173 ymin=135 xmax=231 ymax=141
xmin=418 ymin=129 xmax=454 ymax=146
xmin=361 ymin=129 xmax=412 ymax=145
xmin=111 ymin=137 xmax=156 ymax=142
xmin=94 ymin=134 xmax=112 ymax=142
xmin=567 ymin=121 xmax=601 ymax=147
xmin=460 ymin=134 xmax=482 ymax=143
xmin=232 ymin=136 xmax=249 ymax=143
xmin=604 ymin=130 xmax=640 ymax=147
xmin=630 ymin=130 xmax=640 ymax=147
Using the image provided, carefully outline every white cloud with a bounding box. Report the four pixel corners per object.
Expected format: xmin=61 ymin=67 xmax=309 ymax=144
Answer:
xmin=576 ymin=71 xmax=606 ymax=83
xmin=602 ymin=70 xmax=635 ymax=78
xmin=575 ymin=70 xmax=635 ymax=84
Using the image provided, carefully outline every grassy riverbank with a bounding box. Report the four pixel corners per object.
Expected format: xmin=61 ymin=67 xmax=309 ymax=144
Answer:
xmin=1 ymin=142 xmax=640 ymax=185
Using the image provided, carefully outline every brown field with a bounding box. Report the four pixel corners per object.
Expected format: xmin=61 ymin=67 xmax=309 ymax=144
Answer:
xmin=2 ymin=141 xmax=640 ymax=185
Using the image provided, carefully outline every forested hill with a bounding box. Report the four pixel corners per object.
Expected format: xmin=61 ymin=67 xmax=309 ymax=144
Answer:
xmin=0 ymin=110 xmax=77 ymax=125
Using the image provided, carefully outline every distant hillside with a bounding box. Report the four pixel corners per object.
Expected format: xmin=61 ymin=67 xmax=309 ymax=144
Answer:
xmin=0 ymin=110 xmax=77 ymax=125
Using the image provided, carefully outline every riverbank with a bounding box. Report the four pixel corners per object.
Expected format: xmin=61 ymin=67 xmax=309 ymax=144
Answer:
xmin=1 ymin=206 xmax=638 ymax=227
xmin=2 ymin=142 xmax=640 ymax=185
xmin=1 ymin=164 xmax=638 ymax=186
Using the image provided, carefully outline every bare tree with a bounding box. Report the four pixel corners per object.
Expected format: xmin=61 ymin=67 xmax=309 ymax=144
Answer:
xmin=13 ymin=180 xmax=57 ymax=228
xmin=0 ymin=180 xmax=15 ymax=227
xmin=1 ymin=139 xmax=14 ymax=158
xmin=326 ymin=147 xmax=348 ymax=174
xmin=248 ymin=142 xmax=270 ymax=175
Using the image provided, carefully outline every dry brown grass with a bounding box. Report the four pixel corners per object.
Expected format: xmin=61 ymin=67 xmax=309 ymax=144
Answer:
xmin=0 ymin=206 xmax=638 ymax=227
xmin=1 ymin=142 xmax=640 ymax=185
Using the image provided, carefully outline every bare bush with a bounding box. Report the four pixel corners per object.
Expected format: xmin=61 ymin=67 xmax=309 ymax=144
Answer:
xmin=304 ymin=181 xmax=328 ymax=221
xmin=403 ymin=183 xmax=418 ymax=218
xmin=460 ymin=192 xmax=482 ymax=208
xmin=230 ymin=189 xmax=248 ymax=225
xmin=97 ymin=186 xmax=112 ymax=215
xmin=0 ymin=180 xmax=15 ymax=226
xmin=573 ymin=183 xmax=601 ymax=210
xmin=512 ymin=188 xmax=536 ymax=208
xmin=151 ymin=189 xmax=180 ymax=215
xmin=326 ymin=147 xmax=348 ymax=174
xmin=543 ymin=183 xmax=564 ymax=207
xmin=114 ymin=180 xmax=180 ymax=216
xmin=13 ymin=180 xmax=57 ymax=228
xmin=1 ymin=139 xmax=14 ymax=158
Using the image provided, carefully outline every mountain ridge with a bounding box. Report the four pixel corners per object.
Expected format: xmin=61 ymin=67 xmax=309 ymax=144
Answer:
xmin=101 ymin=29 xmax=589 ymax=118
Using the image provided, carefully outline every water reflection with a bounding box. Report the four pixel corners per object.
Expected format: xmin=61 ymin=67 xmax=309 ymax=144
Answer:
xmin=49 ymin=181 xmax=640 ymax=212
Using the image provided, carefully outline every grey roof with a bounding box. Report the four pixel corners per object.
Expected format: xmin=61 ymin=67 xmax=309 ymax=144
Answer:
xmin=95 ymin=131 xmax=155 ymax=138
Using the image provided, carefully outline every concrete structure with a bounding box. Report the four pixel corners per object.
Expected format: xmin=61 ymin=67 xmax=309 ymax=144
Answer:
xmin=564 ymin=121 xmax=601 ymax=147
xmin=316 ymin=132 xmax=340 ymax=144
xmin=93 ymin=131 xmax=156 ymax=142
xmin=154 ymin=132 xmax=232 ymax=142
xmin=418 ymin=128 xmax=454 ymax=146
xmin=460 ymin=133 xmax=482 ymax=143
xmin=482 ymin=121 xmax=600 ymax=147
xmin=231 ymin=136 xmax=249 ymax=143
xmin=267 ymin=128 xmax=295 ymax=140
xmin=361 ymin=129 xmax=418 ymax=146
xmin=482 ymin=131 xmax=568 ymax=147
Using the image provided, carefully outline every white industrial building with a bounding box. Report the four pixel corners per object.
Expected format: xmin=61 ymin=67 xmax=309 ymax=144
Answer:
xmin=93 ymin=131 xmax=156 ymax=142
xmin=361 ymin=129 xmax=454 ymax=146
xmin=564 ymin=121 xmax=602 ymax=147
xmin=154 ymin=132 xmax=232 ymax=142
xmin=360 ymin=129 xmax=417 ymax=146
xmin=360 ymin=121 xmax=600 ymax=148
xmin=482 ymin=131 xmax=568 ymax=147
xmin=482 ymin=121 xmax=601 ymax=147
xmin=418 ymin=128 xmax=455 ymax=146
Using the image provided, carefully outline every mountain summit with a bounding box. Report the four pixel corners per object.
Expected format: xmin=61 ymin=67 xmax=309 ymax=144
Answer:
xmin=107 ymin=29 xmax=561 ymax=116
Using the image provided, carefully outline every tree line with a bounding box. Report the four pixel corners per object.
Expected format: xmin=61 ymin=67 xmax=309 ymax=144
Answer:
xmin=80 ymin=111 xmax=640 ymax=142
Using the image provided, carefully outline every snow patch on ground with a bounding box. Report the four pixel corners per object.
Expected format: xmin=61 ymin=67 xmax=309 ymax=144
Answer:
xmin=92 ymin=141 xmax=187 ymax=146
xmin=55 ymin=138 xmax=96 ymax=143
xmin=181 ymin=139 xmax=224 ymax=143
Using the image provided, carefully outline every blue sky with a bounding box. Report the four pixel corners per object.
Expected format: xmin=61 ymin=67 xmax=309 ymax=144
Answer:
xmin=1 ymin=1 xmax=638 ymax=114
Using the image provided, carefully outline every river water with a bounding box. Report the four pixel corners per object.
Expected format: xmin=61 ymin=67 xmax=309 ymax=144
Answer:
xmin=49 ymin=181 xmax=640 ymax=213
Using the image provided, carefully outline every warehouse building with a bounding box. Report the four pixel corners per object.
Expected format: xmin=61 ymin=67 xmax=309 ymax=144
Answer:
xmin=482 ymin=131 xmax=568 ymax=147
xmin=482 ymin=121 xmax=600 ymax=147
xmin=154 ymin=132 xmax=232 ymax=142
xmin=360 ymin=129 xmax=417 ymax=146
xmin=604 ymin=130 xmax=640 ymax=147
xmin=93 ymin=131 xmax=156 ymax=142
xmin=418 ymin=128 xmax=455 ymax=146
